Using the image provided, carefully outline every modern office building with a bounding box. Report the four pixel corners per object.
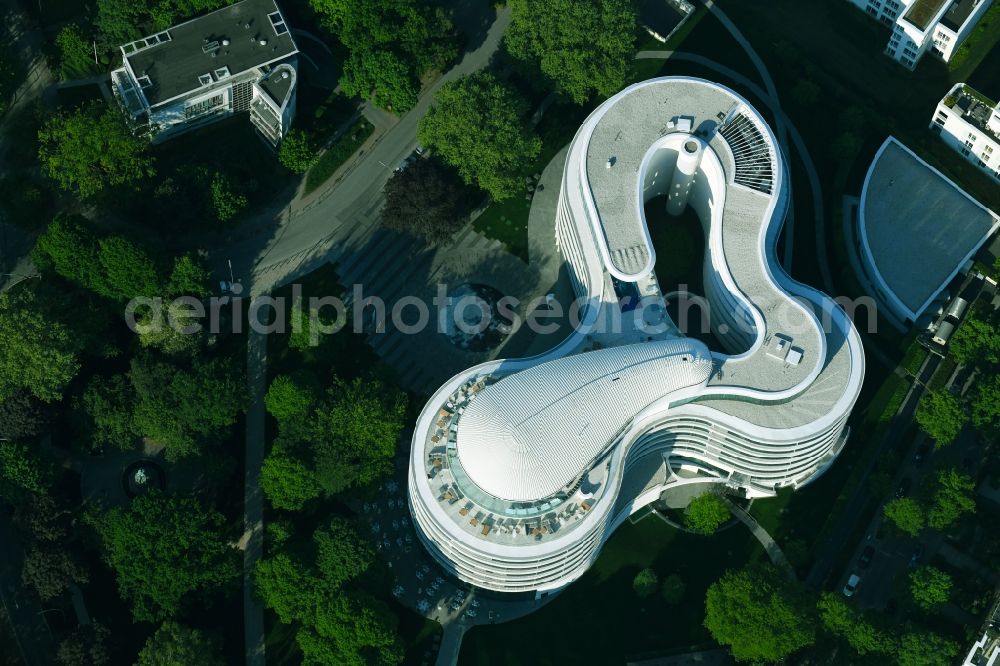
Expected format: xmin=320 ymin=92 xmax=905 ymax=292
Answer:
xmin=845 ymin=0 xmax=994 ymax=69
xmin=408 ymin=77 xmax=866 ymax=597
xmin=857 ymin=137 xmax=999 ymax=327
xmin=110 ymin=0 xmax=298 ymax=145
xmin=931 ymin=83 xmax=1000 ymax=182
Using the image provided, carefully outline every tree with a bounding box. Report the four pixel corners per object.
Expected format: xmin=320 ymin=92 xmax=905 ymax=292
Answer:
xmin=167 ymin=254 xmax=211 ymax=298
xmin=790 ymin=78 xmax=822 ymax=106
xmin=278 ymin=129 xmax=316 ymax=174
xmin=418 ymin=72 xmax=541 ymax=201
xmin=340 ymin=49 xmax=418 ymax=113
xmin=908 ymin=565 xmax=952 ymax=611
xmin=93 ymin=492 xmax=239 ymax=621
xmin=0 ymin=289 xmax=81 ymax=402
xmin=265 ymin=375 xmax=315 ymax=422
xmin=136 ymin=622 xmax=225 ymax=666
xmin=816 ymin=592 xmax=894 ymax=656
xmin=130 ymin=356 xmax=245 ymax=459
xmin=255 ymin=517 xmax=402 ymax=666
xmin=210 ymin=172 xmax=248 ymax=223
xmin=948 ymin=316 xmax=1000 ymax=366
xmin=55 ymin=24 xmax=98 ymax=80
xmin=633 ymin=568 xmax=658 ymax=597
xmin=970 ymin=374 xmax=1000 ymax=432
xmin=310 ymin=0 xmax=456 ymax=112
xmin=32 ymin=214 xmax=105 ymax=292
xmin=137 ymin=301 xmax=204 ymax=356
xmin=56 ymin=622 xmax=110 ymax=666
xmin=311 ymin=375 xmax=407 ymax=493
xmin=80 ymin=375 xmax=139 ymax=450
xmin=832 ymin=131 xmax=863 ymax=163
xmin=927 ymin=468 xmax=976 ymax=530
xmin=261 ymin=447 xmax=322 ymax=511
xmin=506 ymin=0 xmax=636 ymax=104
xmin=98 ymin=235 xmax=163 ymax=300
xmin=14 ymin=494 xmax=72 ymax=543
xmin=381 ymin=157 xmax=478 ymax=242
xmin=22 ymin=547 xmax=89 ymax=601
xmin=660 ymin=574 xmax=685 ymax=605
xmin=0 ymin=391 xmax=50 ymax=441
xmin=0 ymin=441 xmax=52 ymax=503
xmin=883 ymin=497 xmax=924 ymax=536
xmin=896 ymin=630 xmax=960 ymax=666
xmin=684 ymin=492 xmax=730 ymax=535
xmin=915 ymin=391 xmax=966 ymax=447
xmin=38 ymin=103 xmax=155 ymax=198
xmin=96 ymin=0 xmax=231 ymax=47
xmin=703 ymin=565 xmax=815 ymax=662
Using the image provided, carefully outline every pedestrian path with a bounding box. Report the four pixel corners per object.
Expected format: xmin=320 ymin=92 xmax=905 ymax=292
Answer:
xmin=724 ymin=499 xmax=796 ymax=579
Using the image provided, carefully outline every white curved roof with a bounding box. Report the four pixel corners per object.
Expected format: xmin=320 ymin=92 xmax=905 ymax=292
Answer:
xmin=456 ymin=339 xmax=713 ymax=501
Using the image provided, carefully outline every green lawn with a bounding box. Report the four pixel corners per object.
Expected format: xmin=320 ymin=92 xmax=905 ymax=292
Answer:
xmin=460 ymin=515 xmax=765 ymax=665
xmin=304 ymin=117 xmax=374 ymax=195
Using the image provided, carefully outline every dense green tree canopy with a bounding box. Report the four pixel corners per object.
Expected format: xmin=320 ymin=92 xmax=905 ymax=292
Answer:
xmin=0 ymin=441 xmax=53 ymax=503
xmin=660 ymin=574 xmax=685 ymax=605
xmin=93 ymin=492 xmax=239 ymax=621
xmin=135 ymin=622 xmax=225 ymax=666
xmin=38 ymin=103 xmax=155 ymax=198
xmin=278 ymin=129 xmax=316 ymax=174
xmin=130 ymin=356 xmax=245 ymax=459
xmin=22 ymin=546 xmax=89 ymax=601
xmin=896 ymin=630 xmax=960 ymax=666
xmin=265 ymin=375 xmax=316 ymax=422
xmin=816 ymin=592 xmax=895 ymax=656
xmin=418 ymin=72 xmax=541 ymax=201
xmin=683 ymin=492 xmax=731 ymax=535
xmin=703 ymin=565 xmax=815 ymax=662
xmin=167 ymin=254 xmax=211 ymax=298
xmin=80 ymin=375 xmax=139 ymax=451
xmin=210 ymin=172 xmax=247 ymax=223
xmin=255 ymin=517 xmax=402 ymax=666
xmin=311 ymin=375 xmax=407 ymax=494
xmin=883 ymin=497 xmax=924 ymax=536
xmin=310 ymin=0 xmax=456 ymax=112
xmin=56 ymin=622 xmax=110 ymax=666
xmin=260 ymin=446 xmax=323 ymax=511
xmin=915 ymin=391 xmax=965 ymax=447
xmin=55 ymin=24 xmax=98 ymax=80
xmin=948 ymin=315 xmax=1000 ymax=366
xmin=927 ymin=467 xmax=976 ymax=530
xmin=970 ymin=374 xmax=1000 ymax=432
xmin=0 ymin=289 xmax=81 ymax=402
xmin=96 ymin=0 xmax=232 ymax=46
xmin=908 ymin=565 xmax=952 ymax=611
xmin=632 ymin=568 xmax=658 ymax=597
xmin=381 ymin=157 xmax=479 ymax=242
xmin=0 ymin=391 xmax=50 ymax=441
xmin=506 ymin=0 xmax=637 ymax=104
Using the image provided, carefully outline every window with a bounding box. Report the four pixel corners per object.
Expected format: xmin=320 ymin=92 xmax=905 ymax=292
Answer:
xmin=184 ymin=94 xmax=225 ymax=119
xmin=901 ymin=56 xmax=914 ymax=67
xmin=967 ymin=132 xmax=977 ymax=141
xmin=214 ymin=67 xmax=231 ymax=79
xmin=867 ymin=7 xmax=878 ymax=16
xmin=136 ymin=75 xmax=152 ymax=88
xmin=984 ymin=145 xmax=994 ymax=154
xmin=934 ymin=116 xmax=945 ymax=126
xmin=961 ymin=147 xmax=970 ymax=156
xmin=964 ymin=139 xmax=975 ymax=148
xmin=977 ymin=159 xmax=986 ymax=167
xmin=268 ymin=10 xmax=289 ymax=35
xmin=198 ymin=73 xmax=213 ymax=86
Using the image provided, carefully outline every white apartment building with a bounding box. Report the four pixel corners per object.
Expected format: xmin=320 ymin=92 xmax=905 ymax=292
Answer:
xmin=846 ymin=0 xmax=994 ymax=69
xmin=931 ymin=83 xmax=1000 ymax=182
xmin=110 ymin=0 xmax=298 ymax=146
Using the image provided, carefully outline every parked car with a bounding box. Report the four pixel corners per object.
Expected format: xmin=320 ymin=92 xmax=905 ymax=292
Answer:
xmin=895 ymin=477 xmax=913 ymax=498
xmin=858 ymin=545 xmax=875 ymax=569
xmin=842 ymin=574 xmax=861 ymax=597
xmin=908 ymin=543 xmax=925 ymax=568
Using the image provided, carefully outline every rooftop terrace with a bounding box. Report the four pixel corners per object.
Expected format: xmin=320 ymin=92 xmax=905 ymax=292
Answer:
xmin=903 ymin=0 xmax=950 ymax=30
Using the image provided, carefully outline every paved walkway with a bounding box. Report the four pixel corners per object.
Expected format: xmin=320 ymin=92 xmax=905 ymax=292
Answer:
xmin=723 ymin=499 xmax=796 ymax=580
xmin=243 ymin=312 xmax=268 ymax=666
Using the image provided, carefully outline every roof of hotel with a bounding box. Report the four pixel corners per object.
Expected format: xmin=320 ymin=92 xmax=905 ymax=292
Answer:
xmin=903 ymin=0 xmax=949 ymax=30
xmin=456 ymin=339 xmax=713 ymax=501
xmin=123 ymin=0 xmax=296 ymax=107
xmin=860 ymin=137 xmax=999 ymax=319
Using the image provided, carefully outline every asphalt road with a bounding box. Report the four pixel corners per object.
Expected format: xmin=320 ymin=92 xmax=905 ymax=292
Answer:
xmin=216 ymin=7 xmax=513 ymax=294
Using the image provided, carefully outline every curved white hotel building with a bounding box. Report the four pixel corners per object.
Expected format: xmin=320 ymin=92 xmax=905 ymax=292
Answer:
xmin=407 ymin=77 xmax=865 ymax=598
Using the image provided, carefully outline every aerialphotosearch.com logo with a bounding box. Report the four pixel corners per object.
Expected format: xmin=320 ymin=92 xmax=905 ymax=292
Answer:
xmin=124 ymin=282 xmax=880 ymax=346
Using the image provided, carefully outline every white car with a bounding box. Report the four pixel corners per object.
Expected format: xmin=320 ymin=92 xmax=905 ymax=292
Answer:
xmin=842 ymin=574 xmax=861 ymax=597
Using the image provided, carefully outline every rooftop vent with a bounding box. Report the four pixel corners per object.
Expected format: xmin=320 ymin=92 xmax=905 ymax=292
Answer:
xmin=202 ymin=40 xmax=220 ymax=54
xmin=281 ymin=71 xmax=289 ymax=80
xmin=259 ymin=38 xmax=268 ymax=46
xmin=221 ymin=38 xmax=230 ymax=46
